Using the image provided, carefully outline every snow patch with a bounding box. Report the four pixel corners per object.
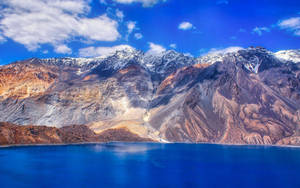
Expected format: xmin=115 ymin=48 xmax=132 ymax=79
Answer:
xmin=274 ymin=50 xmax=300 ymax=63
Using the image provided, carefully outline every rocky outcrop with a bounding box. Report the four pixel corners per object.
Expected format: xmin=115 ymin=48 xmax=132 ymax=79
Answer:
xmin=0 ymin=47 xmax=299 ymax=146
xmin=0 ymin=122 xmax=62 ymax=145
xmin=0 ymin=122 xmax=152 ymax=145
xmin=97 ymin=128 xmax=153 ymax=142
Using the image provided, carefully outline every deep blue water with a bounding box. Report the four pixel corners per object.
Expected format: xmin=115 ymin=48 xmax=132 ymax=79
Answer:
xmin=1 ymin=143 xmax=300 ymax=188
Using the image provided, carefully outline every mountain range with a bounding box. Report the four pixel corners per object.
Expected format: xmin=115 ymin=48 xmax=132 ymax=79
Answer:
xmin=0 ymin=47 xmax=299 ymax=146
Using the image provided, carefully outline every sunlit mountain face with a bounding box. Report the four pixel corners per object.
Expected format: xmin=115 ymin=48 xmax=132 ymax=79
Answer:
xmin=0 ymin=47 xmax=299 ymax=145
xmin=0 ymin=0 xmax=299 ymax=146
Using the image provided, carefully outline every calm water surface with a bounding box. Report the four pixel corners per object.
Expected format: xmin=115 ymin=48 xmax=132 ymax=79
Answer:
xmin=0 ymin=143 xmax=300 ymax=188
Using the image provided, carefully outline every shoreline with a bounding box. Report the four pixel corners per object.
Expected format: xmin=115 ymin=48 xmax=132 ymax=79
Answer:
xmin=1 ymin=141 xmax=300 ymax=149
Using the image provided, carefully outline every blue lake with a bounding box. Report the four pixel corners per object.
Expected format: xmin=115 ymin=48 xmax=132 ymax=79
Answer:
xmin=1 ymin=143 xmax=300 ymax=188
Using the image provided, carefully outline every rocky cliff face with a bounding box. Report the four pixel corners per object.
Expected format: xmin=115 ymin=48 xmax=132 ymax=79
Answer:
xmin=0 ymin=47 xmax=299 ymax=145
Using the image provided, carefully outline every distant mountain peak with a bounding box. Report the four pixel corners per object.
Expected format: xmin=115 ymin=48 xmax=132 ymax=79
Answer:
xmin=274 ymin=49 xmax=300 ymax=63
xmin=197 ymin=47 xmax=283 ymax=73
xmin=13 ymin=47 xmax=300 ymax=76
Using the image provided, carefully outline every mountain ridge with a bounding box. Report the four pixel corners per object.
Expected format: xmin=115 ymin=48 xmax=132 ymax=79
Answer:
xmin=0 ymin=47 xmax=299 ymax=145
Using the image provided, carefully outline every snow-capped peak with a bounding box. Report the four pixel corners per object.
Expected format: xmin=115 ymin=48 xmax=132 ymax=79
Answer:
xmin=35 ymin=47 xmax=298 ymax=77
xmin=113 ymin=47 xmax=141 ymax=60
xmin=197 ymin=47 xmax=244 ymax=65
xmin=274 ymin=50 xmax=300 ymax=64
xmin=141 ymin=50 xmax=196 ymax=74
xmin=42 ymin=57 xmax=105 ymax=68
xmin=197 ymin=47 xmax=282 ymax=74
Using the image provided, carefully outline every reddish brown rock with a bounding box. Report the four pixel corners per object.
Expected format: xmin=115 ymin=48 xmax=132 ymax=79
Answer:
xmin=0 ymin=122 xmax=153 ymax=146
xmin=97 ymin=128 xmax=153 ymax=142
xmin=0 ymin=122 xmax=62 ymax=145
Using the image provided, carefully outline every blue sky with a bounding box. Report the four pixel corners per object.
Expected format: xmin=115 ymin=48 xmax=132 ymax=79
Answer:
xmin=0 ymin=0 xmax=300 ymax=64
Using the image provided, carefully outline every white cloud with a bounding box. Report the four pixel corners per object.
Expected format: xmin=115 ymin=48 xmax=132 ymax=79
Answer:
xmin=134 ymin=33 xmax=143 ymax=40
xmin=278 ymin=17 xmax=300 ymax=36
xmin=0 ymin=0 xmax=120 ymax=52
xmin=206 ymin=46 xmax=243 ymax=55
xmin=169 ymin=43 xmax=176 ymax=49
xmin=116 ymin=9 xmax=124 ymax=21
xmin=252 ymin=27 xmax=270 ymax=36
xmin=127 ymin=21 xmax=137 ymax=34
xmin=125 ymin=21 xmax=137 ymax=40
xmin=54 ymin=44 xmax=72 ymax=54
xmin=278 ymin=17 xmax=300 ymax=28
xmin=79 ymin=45 xmax=134 ymax=57
xmin=78 ymin=16 xmax=119 ymax=41
xmin=178 ymin=22 xmax=194 ymax=30
xmin=146 ymin=42 xmax=166 ymax=55
xmin=113 ymin=0 xmax=167 ymax=7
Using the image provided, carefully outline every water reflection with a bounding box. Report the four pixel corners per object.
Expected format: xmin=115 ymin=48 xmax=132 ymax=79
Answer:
xmin=92 ymin=143 xmax=155 ymax=154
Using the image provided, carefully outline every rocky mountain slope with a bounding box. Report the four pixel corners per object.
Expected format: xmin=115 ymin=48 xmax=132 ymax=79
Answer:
xmin=0 ymin=47 xmax=299 ymax=145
